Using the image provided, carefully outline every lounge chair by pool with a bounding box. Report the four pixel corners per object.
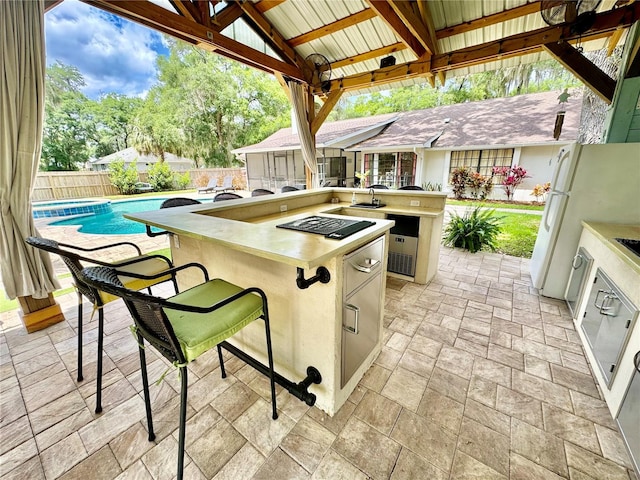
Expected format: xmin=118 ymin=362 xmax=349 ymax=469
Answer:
xmin=197 ymin=177 xmax=218 ymax=194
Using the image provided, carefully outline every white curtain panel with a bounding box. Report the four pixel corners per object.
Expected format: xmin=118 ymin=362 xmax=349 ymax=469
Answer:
xmin=288 ymin=81 xmax=319 ymax=188
xmin=1 ymin=0 xmax=60 ymax=299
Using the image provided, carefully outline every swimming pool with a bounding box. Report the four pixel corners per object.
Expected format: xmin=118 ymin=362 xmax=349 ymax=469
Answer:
xmin=33 ymin=198 xmax=112 ymax=218
xmin=51 ymin=198 xmax=170 ymax=235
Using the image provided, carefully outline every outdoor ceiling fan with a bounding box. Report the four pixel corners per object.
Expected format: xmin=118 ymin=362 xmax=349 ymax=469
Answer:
xmin=540 ymin=0 xmax=602 ymax=34
xmin=305 ymin=53 xmax=332 ymax=93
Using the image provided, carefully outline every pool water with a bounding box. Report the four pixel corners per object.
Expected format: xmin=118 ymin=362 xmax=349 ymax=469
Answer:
xmin=51 ymin=198 xmax=170 ymax=235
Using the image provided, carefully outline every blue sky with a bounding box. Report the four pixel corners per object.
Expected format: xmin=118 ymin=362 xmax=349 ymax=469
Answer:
xmin=44 ymin=0 xmax=169 ymax=99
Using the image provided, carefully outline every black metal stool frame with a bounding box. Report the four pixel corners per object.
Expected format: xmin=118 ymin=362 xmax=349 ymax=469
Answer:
xmin=26 ymin=237 xmax=178 ymax=413
xmin=79 ymin=265 xmax=278 ymax=480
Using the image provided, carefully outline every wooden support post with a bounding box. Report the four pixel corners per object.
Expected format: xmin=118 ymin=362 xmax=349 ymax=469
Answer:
xmin=18 ymin=293 xmax=65 ymax=333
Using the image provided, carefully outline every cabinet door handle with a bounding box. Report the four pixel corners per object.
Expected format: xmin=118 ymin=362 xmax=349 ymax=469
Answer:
xmin=599 ymin=293 xmax=619 ymax=316
xmin=572 ymin=254 xmax=584 ymax=269
xmin=344 ymin=303 xmax=359 ymax=334
xmin=351 ymin=258 xmax=379 ymax=274
xmin=594 ymin=289 xmax=612 ymax=310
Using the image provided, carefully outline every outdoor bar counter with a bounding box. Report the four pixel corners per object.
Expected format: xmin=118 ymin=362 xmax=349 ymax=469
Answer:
xmin=125 ymin=188 xmax=446 ymax=414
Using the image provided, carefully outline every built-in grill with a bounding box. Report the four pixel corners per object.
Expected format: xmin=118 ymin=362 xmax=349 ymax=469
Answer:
xmin=277 ymin=216 xmax=375 ymax=239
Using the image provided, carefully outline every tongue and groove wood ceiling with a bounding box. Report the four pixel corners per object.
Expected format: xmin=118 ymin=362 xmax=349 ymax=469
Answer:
xmin=47 ymin=0 xmax=640 ymax=104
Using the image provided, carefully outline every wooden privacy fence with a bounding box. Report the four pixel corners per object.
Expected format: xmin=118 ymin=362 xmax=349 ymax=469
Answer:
xmin=32 ymin=168 xmax=247 ymax=201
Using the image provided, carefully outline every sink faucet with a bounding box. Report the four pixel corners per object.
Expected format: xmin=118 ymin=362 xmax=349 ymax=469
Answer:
xmin=369 ymin=187 xmax=378 ymax=205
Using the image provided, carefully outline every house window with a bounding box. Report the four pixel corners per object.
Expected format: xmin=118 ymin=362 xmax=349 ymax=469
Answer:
xmin=321 ymin=156 xmax=346 ymax=178
xmin=363 ymin=152 xmax=416 ymax=187
xmin=450 ymin=149 xmax=514 ymax=177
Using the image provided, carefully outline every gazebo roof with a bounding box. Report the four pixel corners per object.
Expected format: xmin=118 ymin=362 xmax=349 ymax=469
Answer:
xmin=50 ymin=0 xmax=640 ymax=103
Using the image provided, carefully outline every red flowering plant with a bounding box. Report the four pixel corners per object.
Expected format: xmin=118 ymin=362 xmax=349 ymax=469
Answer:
xmin=450 ymin=167 xmax=471 ymax=199
xmin=492 ymin=165 xmax=529 ymax=201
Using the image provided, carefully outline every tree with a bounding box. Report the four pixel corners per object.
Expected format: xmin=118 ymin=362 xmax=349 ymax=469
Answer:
xmin=108 ymin=159 xmax=139 ymax=194
xmin=132 ymin=40 xmax=290 ymax=167
xmin=330 ymin=58 xmax=582 ymax=120
xmin=91 ymin=94 xmax=142 ymax=157
xmin=41 ymin=62 xmax=95 ymax=171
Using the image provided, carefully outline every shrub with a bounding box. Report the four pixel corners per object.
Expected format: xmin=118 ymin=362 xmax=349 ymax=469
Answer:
xmin=450 ymin=167 xmax=471 ymax=199
xmin=194 ymin=173 xmax=212 ymax=188
xmin=422 ymin=181 xmax=443 ymax=191
xmin=108 ymin=159 xmax=139 ymax=194
xmin=530 ymin=182 xmax=551 ymax=203
xmin=231 ymin=171 xmax=246 ymax=190
xmin=467 ymin=172 xmax=493 ymax=200
xmin=443 ymin=206 xmax=503 ymax=253
xmin=147 ymin=161 xmax=174 ymax=191
xmin=492 ymin=165 xmax=529 ymax=201
xmin=173 ymin=171 xmax=191 ymax=190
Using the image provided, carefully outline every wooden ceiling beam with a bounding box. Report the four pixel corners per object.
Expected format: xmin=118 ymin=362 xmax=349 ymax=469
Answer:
xmin=83 ymin=0 xmax=305 ymax=80
xmin=288 ymin=9 xmax=377 ymax=47
xmin=196 ymin=1 xmax=211 ymax=28
xmin=169 ymin=0 xmax=199 ymax=22
xmin=430 ymin=2 xmax=640 ymax=72
xmin=196 ymin=42 xmax=274 ymax=74
xmin=315 ymin=3 xmax=639 ymax=95
xmin=212 ymin=2 xmax=242 ymax=30
xmin=543 ymin=41 xmax=615 ymax=104
xmin=416 ymin=0 xmax=440 ymax=54
xmin=311 ymin=90 xmax=343 ymax=136
xmin=387 ymin=0 xmax=436 ymax=55
xmin=606 ymin=27 xmax=624 ymax=56
xmin=436 ymin=1 xmax=542 ymax=39
xmin=45 ymin=0 xmax=64 ymax=12
xmin=331 ymin=42 xmax=406 ymax=70
xmin=314 ymin=60 xmax=432 ymax=94
xmin=365 ymin=0 xmax=426 ymax=58
xmin=255 ymin=0 xmax=286 ymax=14
xmin=274 ymin=72 xmax=291 ymax=101
xmin=236 ymin=0 xmax=305 ymax=68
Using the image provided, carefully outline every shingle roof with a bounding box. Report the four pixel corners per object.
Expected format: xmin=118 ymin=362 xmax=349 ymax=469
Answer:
xmin=352 ymin=90 xmax=582 ymax=149
xmin=235 ymin=90 xmax=582 ymax=154
xmin=234 ymin=113 xmax=398 ymax=153
xmin=92 ymin=147 xmax=194 ymax=165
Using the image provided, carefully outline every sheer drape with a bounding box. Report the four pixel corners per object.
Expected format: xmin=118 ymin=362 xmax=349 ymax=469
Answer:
xmin=1 ymin=0 xmax=60 ymax=299
xmin=288 ymin=81 xmax=319 ymax=188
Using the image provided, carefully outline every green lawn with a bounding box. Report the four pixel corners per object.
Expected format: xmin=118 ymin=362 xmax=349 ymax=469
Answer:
xmin=446 ymin=199 xmax=544 ymax=211
xmin=492 ymin=212 xmax=541 ymax=258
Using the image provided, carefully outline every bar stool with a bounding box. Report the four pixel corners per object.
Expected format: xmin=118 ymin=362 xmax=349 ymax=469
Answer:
xmin=79 ymin=263 xmax=278 ymax=480
xmin=26 ymin=236 xmax=177 ymax=413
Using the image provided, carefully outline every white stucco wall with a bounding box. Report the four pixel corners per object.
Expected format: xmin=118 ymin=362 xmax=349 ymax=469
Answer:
xmin=417 ymin=144 xmax=567 ymax=202
xmin=420 ymin=149 xmax=448 ymax=192
xmin=516 ymin=144 xmax=561 ymax=190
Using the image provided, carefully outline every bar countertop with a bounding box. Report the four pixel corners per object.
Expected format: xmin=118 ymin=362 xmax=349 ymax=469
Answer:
xmin=124 ymin=189 xmax=420 ymax=269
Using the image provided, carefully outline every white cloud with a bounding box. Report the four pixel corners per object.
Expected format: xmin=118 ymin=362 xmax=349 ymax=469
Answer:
xmin=45 ymin=0 xmax=168 ymax=98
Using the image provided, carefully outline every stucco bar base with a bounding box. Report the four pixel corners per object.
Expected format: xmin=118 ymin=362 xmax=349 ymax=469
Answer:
xmin=172 ymin=233 xmax=388 ymax=416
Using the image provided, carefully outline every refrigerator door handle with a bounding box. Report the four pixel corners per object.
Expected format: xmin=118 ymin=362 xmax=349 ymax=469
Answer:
xmin=550 ymin=147 xmax=571 ymax=188
xmin=542 ymin=191 xmax=569 ymax=231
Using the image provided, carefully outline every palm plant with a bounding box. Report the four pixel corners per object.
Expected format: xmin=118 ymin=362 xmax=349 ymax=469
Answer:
xmin=443 ymin=206 xmax=503 ymax=253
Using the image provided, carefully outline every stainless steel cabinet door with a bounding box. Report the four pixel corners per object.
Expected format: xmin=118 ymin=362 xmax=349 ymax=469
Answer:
xmin=581 ymin=269 xmax=638 ymax=385
xmin=342 ymin=272 xmax=382 ymax=387
xmin=617 ymin=352 xmax=640 ymax=476
xmin=565 ymin=247 xmax=592 ymax=318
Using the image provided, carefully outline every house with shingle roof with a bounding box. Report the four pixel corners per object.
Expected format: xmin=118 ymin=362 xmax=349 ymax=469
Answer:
xmin=88 ymin=147 xmax=195 ymax=172
xmin=233 ymin=90 xmax=583 ymax=200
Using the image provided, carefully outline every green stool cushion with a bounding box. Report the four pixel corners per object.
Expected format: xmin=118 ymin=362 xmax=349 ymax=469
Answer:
xmin=165 ymin=279 xmax=263 ymax=362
